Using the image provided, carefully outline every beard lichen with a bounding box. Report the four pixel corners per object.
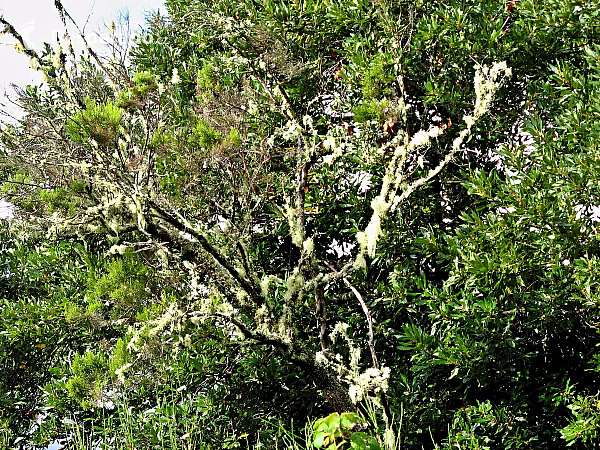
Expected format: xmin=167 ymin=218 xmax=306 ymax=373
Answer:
xmin=302 ymin=236 xmax=314 ymax=254
xmin=355 ymin=61 xmax=511 ymax=261
xmin=284 ymin=202 xmax=305 ymax=247
xmin=284 ymin=267 xmax=305 ymax=303
xmin=348 ymin=366 xmax=391 ymax=404
xmin=316 ymin=322 xmax=391 ymax=406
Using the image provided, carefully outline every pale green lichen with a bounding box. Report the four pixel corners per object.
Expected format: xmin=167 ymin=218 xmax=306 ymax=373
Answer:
xmin=384 ymin=427 xmax=396 ymax=450
xmin=302 ymin=115 xmax=314 ymax=132
xmin=321 ymin=136 xmax=346 ymax=166
xmin=405 ymin=126 xmax=443 ymax=154
xmin=147 ymin=302 xmax=183 ymax=337
xmin=181 ymin=334 xmax=192 ymax=347
xmin=330 ymin=322 xmax=361 ymax=370
xmin=247 ymin=269 xmax=304 ymax=341
xmin=235 ymin=265 xmax=247 ymax=279
xmin=282 ymin=120 xmax=302 ymax=141
xmin=171 ymin=67 xmax=181 ymax=85
xmin=218 ymin=301 xmax=235 ymax=316
xmin=254 ymin=304 xmax=273 ymax=336
xmin=284 ymin=203 xmax=305 ymax=247
xmin=474 ymin=61 xmax=511 ymax=117
xmin=360 ymin=195 xmax=388 ymax=257
xmin=283 ymin=268 xmax=305 ymax=303
xmin=356 ymin=173 xmax=396 ymax=258
xmin=114 ymin=363 xmax=133 ymax=382
xmin=272 ymin=85 xmax=294 ymax=117
xmin=260 ymin=274 xmax=282 ymax=299
xmin=277 ymin=304 xmax=293 ymax=343
xmin=322 ymin=136 xmax=337 ymax=150
xmin=156 ymin=248 xmax=168 ymax=267
xmin=246 ymin=99 xmax=258 ymax=115
xmin=315 ymin=322 xmax=391 ymax=407
xmin=355 ymin=61 xmax=511 ymax=261
xmin=348 ymin=366 xmax=390 ymax=403
xmin=234 ymin=289 xmax=249 ymax=307
xmin=51 ymin=45 xmax=63 ymax=70
xmin=353 ymin=252 xmax=367 ymax=272
xmin=302 ymin=237 xmax=314 ymax=254
xmin=108 ymin=244 xmax=129 ymax=255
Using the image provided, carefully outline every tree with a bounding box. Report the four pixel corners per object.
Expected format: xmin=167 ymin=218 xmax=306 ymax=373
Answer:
xmin=1 ymin=0 xmax=600 ymax=448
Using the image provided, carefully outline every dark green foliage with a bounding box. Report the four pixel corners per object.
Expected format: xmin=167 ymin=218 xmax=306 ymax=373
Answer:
xmin=0 ymin=225 xmax=98 ymax=443
xmin=87 ymin=250 xmax=151 ymax=314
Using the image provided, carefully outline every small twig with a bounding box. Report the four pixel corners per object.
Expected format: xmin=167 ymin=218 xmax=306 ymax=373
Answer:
xmin=55 ymin=0 xmax=78 ymax=77
xmin=210 ymin=312 xmax=290 ymax=351
xmin=0 ymin=16 xmax=47 ymax=74
xmin=325 ymin=262 xmax=379 ymax=369
xmin=54 ymin=0 xmax=117 ymax=86
xmin=343 ymin=278 xmax=379 ymax=370
xmin=0 ymin=179 xmax=54 ymax=190
xmin=315 ymin=285 xmax=329 ymax=355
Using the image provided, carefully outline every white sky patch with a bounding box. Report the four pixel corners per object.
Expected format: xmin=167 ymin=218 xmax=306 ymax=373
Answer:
xmin=0 ymin=2 xmax=165 ymax=217
xmin=327 ymin=238 xmax=356 ymax=258
xmin=574 ymin=204 xmax=600 ymax=223
xmin=0 ymin=199 xmax=13 ymax=219
xmin=498 ymin=206 xmax=516 ymax=214
xmin=350 ymin=171 xmax=373 ymax=194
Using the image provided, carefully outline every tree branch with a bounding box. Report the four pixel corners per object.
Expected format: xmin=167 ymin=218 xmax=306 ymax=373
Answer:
xmin=148 ymin=199 xmax=263 ymax=303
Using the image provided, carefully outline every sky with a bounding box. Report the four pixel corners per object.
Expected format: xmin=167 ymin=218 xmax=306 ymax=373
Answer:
xmin=0 ymin=0 xmax=165 ymax=220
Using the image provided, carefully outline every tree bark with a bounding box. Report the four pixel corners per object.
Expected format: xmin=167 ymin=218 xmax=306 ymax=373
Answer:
xmin=291 ymin=353 xmax=354 ymax=414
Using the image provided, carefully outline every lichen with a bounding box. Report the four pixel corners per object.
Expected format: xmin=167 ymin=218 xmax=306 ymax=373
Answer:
xmin=147 ymin=302 xmax=182 ymax=337
xmin=282 ymin=120 xmax=302 ymax=141
xmin=354 ymin=61 xmax=511 ymax=262
xmin=108 ymin=244 xmax=129 ymax=255
xmin=353 ymin=252 xmax=367 ymax=272
xmin=254 ymin=304 xmax=273 ymax=335
xmin=348 ymin=366 xmax=390 ymax=403
xmin=277 ymin=304 xmax=293 ymax=343
xmin=302 ymin=115 xmax=314 ymax=132
xmin=260 ymin=274 xmax=282 ymax=299
xmin=171 ymin=67 xmax=181 ymax=85
xmin=51 ymin=45 xmax=63 ymax=70
xmin=284 ymin=203 xmax=305 ymax=247
xmin=316 ymin=322 xmax=391 ymax=406
xmin=321 ymin=136 xmax=346 ymax=166
xmin=283 ymin=268 xmax=305 ymax=303
xmin=303 ymin=237 xmax=314 ymax=254
xmin=114 ymin=363 xmax=133 ymax=382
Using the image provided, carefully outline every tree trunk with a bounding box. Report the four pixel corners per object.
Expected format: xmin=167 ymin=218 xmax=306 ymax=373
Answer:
xmin=292 ymin=353 xmax=354 ymax=413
